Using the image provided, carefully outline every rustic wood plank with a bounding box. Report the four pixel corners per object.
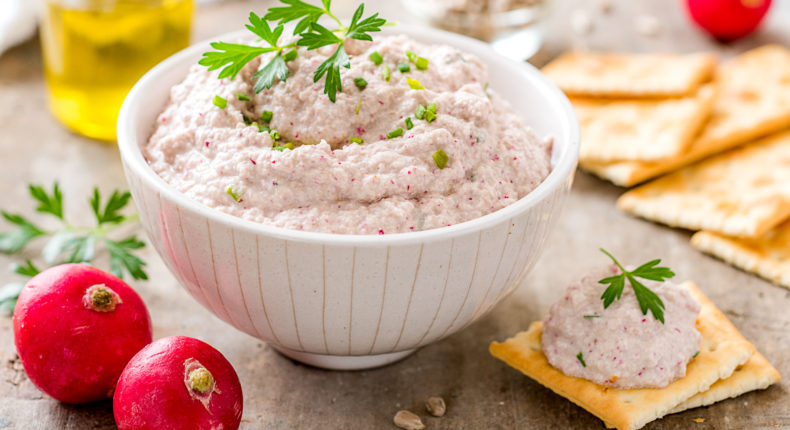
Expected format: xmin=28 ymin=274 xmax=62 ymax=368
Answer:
xmin=0 ymin=0 xmax=788 ymax=428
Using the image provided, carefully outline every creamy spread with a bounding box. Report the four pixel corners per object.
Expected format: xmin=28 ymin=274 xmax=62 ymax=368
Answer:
xmin=145 ymin=35 xmax=552 ymax=234
xmin=542 ymin=264 xmax=701 ymax=389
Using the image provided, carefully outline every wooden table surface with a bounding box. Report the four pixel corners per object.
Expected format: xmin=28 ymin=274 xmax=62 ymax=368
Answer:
xmin=1 ymin=0 xmax=789 ymax=428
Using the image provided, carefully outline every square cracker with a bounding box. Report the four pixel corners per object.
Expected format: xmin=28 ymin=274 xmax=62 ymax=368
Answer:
xmin=670 ymin=351 xmax=780 ymax=414
xmin=616 ymin=130 xmax=790 ymax=238
xmin=489 ymin=281 xmax=756 ymax=430
xmin=541 ymin=51 xmax=716 ymax=98
xmin=574 ymin=85 xmax=715 ymax=163
xmin=581 ymin=45 xmax=790 ymax=187
xmin=690 ymin=220 xmax=790 ymax=290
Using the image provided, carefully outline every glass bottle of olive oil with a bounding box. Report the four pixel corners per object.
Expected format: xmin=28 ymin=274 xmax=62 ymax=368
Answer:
xmin=40 ymin=0 xmax=193 ymax=141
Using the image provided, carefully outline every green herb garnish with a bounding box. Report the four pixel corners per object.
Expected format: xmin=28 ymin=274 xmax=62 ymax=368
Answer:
xmin=350 ymin=136 xmax=363 ymax=145
xmin=415 ymin=104 xmax=426 ymax=120
xmin=583 ymin=314 xmax=600 ymax=319
xmin=283 ymin=48 xmax=298 ymax=62
xmin=355 ymin=98 xmax=362 ymax=115
xmin=416 ymin=57 xmax=428 ymax=70
xmin=354 ymin=77 xmax=368 ymax=90
xmin=397 ymin=62 xmax=410 ymax=73
xmin=433 ymin=149 xmax=448 ymax=169
xmin=382 ymin=64 xmax=391 ymax=82
xmin=405 ymin=50 xmax=417 ymax=62
xmin=369 ymin=51 xmax=383 ymax=65
xmin=269 ymin=129 xmax=281 ymax=140
xmin=227 ymin=185 xmax=243 ymax=201
xmin=260 ymin=110 xmax=273 ymax=123
xmin=405 ymin=117 xmax=414 ymax=130
xmin=386 ymin=128 xmax=403 ymax=139
xmin=576 ymin=352 xmax=586 ymax=367
xmin=236 ymin=93 xmax=251 ymax=101
xmin=0 ymin=183 xmax=148 ymax=312
xmin=693 ymin=350 xmax=700 ymax=358
xmin=407 ymin=78 xmax=424 ymax=90
xmin=598 ymin=248 xmax=673 ymax=324
xmin=199 ymin=2 xmax=387 ymax=103
xmin=213 ymin=95 xmax=227 ymax=109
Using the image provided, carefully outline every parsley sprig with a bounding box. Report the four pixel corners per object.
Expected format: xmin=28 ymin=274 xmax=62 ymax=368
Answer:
xmin=0 ymin=183 xmax=148 ymax=313
xmin=598 ymin=248 xmax=674 ymax=324
xmin=199 ymin=1 xmax=387 ymax=102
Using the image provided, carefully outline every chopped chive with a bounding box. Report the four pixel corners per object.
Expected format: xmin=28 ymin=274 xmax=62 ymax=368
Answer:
xmin=354 ymin=77 xmax=368 ymax=90
xmin=260 ymin=110 xmax=273 ymax=123
xmin=693 ymin=350 xmax=700 ymax=358
xmin=427 ymin=102 xmax=437 ymax=113
xmin=213 ymin=95 xmax=227 ymax=109
xmin=405 ymin=50 xmax=417 ymax=63
xmin=269 ymin=129 xmax=280 ymax=140
xmin=350 ymin=136 xmax=363 ymax=145
xmin=236 ymin=93 xmax=251 ymax=101
xmin=283 ymin=49 xmax=298 ymax=62
xmin=256 ymin=123 xmax=271 ymax=133
xmin=424 ymin=110 xmax=437 ymax=123
xmin=226 ymin=186 xmax=242 ymax=202
xmin=576 ymin=352 xmax=586 ymax=367
xmin=369 ymin=51 xmax=383 ymax=65
xmin=386 ymin=128 xmax=403 ymax=139
xmin=242 ymin=114 xmax=252 ymax=125
xmin=272 ymin=145 xmax=286 ymax=151
xmin=583 ymin=314 xmax=600 ymax=319
xmin=433 ymin=149 xmax=448 ymax=169
xmin=416 ymin=57 xmax=429 ymax=70
xmin=355 ymin=99 xmax=362 ymax=115
xmin=382 ymin=64 xmax=391 ymax=82
xmin=397 ymin=62 xmax=410 ymax=73
xmin=415 ymin=104 xmax=426 ymax=120
xmin=405 ymin=117 xmax=414 ymax=130
xmin=407 ymin=78 xmax=424 ymax=90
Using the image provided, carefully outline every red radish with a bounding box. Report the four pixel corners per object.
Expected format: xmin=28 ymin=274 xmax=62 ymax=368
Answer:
xmin=113 ymin=336 xmax=243 ymax=430
xmin=685 ymin=0 xmax=772 ymax=42
xmin=12 ymin=264 xmax=152 ymax=404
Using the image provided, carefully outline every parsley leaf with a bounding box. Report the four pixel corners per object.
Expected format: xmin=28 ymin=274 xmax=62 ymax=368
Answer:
xmin=297 ymin=22 xmax=342 ymax=49
xmin=198 ymin=42 xmax=274 ymax=80
xmin=201 ymin=1 xmax=387 ymax=103
xmin=29 ymin=183 xmax=63 ymax=220
xmin=314 ymin=43 xmax=349 ymax=102
xmin=264 ymin=0 xmax=326 ymax=34
xmin=345 ymin=3 xmax=386 ymax=41
xmin=245 ymin=12 xmax=284 ymax=46
xmin=91 ymin=189 xmax=131 ymax=225
xmin=105 ymin=236 xmax=148 ymax=281
xmin=0 ymin=212 xmax=44 ymax=253
xmin=598 ymin=248 xmax=673 ymax=324
xmin=13 ymin=260 xmax=40 ymax=277
xmin=253 ymin=53 xmax=289 ymax=92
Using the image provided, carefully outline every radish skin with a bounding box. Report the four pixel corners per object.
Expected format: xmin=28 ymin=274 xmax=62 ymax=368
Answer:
xmin=12 ymin=264 xmax=152 ymax=404
xmin=113 ymin=336 xmax=243 ymax=430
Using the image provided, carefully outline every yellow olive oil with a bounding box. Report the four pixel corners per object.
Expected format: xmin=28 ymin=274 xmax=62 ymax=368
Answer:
xmin=40 ymin=0 xmax=193 ymax=141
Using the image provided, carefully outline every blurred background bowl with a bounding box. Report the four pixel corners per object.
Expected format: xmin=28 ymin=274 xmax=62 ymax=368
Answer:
xmin=117 ymin=24 xmax=579 ymax=370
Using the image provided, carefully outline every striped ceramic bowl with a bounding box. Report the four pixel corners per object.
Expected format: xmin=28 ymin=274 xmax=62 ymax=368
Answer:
xmin=117 ymin=25 xmax=579 ymax=370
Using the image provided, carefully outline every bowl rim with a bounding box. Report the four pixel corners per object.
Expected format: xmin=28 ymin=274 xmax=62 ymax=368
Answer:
xmin=117 ymin=24 xmax=579 ymax=247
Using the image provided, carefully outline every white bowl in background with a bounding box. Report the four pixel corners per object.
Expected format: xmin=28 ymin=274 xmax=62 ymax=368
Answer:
xmin=117 ymin=25 xmax=579 ymax=370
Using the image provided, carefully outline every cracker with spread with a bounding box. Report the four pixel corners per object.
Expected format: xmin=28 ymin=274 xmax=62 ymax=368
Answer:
xmin=691 ymin=220 xmax=790 ymax=290
xmin=573 ymin=85 xmax=715 ymax=163
xmin=542 ymin=51 xmax=716 ymax=98
xmin=490 ymin=251 xmax=779 ymax=430
xmin=581 ymin=45 xmax=790 ymax=187
xmin=617 ymin=130 xmax=790 ymax=238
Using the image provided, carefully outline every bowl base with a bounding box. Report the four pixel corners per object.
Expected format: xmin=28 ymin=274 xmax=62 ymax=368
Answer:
xmin=271 ymin=345 xmax=417 ymax=370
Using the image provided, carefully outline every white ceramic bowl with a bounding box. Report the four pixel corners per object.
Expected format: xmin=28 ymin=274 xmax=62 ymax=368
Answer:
xmin=117 ymin=25 xmax=579 ymax=370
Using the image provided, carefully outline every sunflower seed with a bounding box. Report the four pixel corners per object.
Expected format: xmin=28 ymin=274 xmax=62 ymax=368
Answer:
xmin=425 ymin=396 xmax=446 ymax=417
xmin=393 ymin=410 xmax=425 ymax=429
